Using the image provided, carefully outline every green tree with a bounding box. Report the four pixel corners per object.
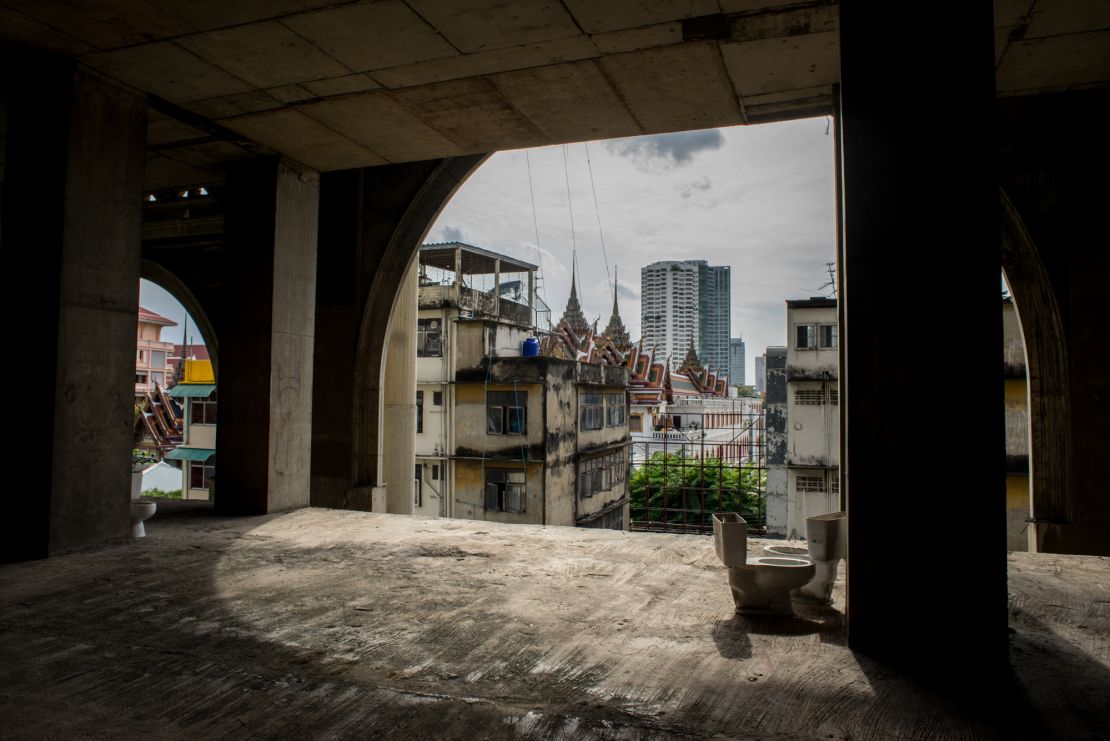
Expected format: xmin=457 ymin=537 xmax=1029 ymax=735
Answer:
xmin=629 ymin=453 xmax=764 ymax=526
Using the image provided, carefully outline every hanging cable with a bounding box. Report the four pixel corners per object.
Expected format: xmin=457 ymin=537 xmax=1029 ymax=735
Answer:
xmin=584 ymin=142 xmax=613 ymax=298
xmin=524 ymin=150 xmax=548 ymax=311
xmin=561 ymin=145 xmax=580 ymax=290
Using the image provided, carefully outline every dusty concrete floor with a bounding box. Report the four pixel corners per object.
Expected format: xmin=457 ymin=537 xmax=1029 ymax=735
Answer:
xmin=1 ymin=505 xmax=1107 ymax=740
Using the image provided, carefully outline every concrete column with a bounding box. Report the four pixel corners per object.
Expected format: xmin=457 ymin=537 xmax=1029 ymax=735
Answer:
xmin=217 ymin=158 xmax=318 ymax=514
xmin=2 ymin=59 xmax=146 ymax=560
xmin=382 ymin=257 xmax=418 ymax=514
xmin=839 ymin=5 xmax=1005 ymax=676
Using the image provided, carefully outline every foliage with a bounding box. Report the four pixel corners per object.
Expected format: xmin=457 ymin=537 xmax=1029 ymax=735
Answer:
xmin=142 ymin=488 xmax=182 ymax=500
xmin=131 ymin=448 xmax=159 ymax=472
xmin=732 ymin=384 xmax=759 ymax=397
xmin=629 ymin=452 xmax=765 ymax=525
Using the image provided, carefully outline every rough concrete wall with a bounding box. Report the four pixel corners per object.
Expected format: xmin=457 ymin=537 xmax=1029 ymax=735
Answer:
xmin=1001 ymin=302 xmax=1026 ymax=378
xmin=50 ymin=70 xmax=147 ymax=553
xmin=452 ymin=460 xmax=543 ymax=524
xmin=266 ymin=162 xmax=318 ymax=512
xmin=453 ymin=382 xmax=543 ymax=458
xmin=3 ymin=61 xmax=147 ymax=559
xmin=454 ymin=321 xmax=488 ymax=371
xmin=1007 ymin=475 xmax=1031 ymax=552
xmin=786 ymin=306 xmax=838 ymax=376
xmin=765 ymin=467 xmax=790 ymax=537
xmin=538 ymin=363 xmax=574 ymax=526
xmin=787 ymin=385 xmax=840 ymax=466
xmin=1004 ymin=379 xmax=1030 ymax=465
xmin=765 ymin=348 xmax=788 ymax=466
xmin=382 ymin=258 xmax=417 ymax=514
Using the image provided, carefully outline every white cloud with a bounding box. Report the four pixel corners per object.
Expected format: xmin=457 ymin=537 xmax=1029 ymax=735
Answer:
xmin=428 ymin=119 xmax=837 ymax=385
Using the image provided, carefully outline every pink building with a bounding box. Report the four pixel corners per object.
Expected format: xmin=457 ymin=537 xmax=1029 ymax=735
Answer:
xmin=135 ymin=307 xmax=176 ymax=398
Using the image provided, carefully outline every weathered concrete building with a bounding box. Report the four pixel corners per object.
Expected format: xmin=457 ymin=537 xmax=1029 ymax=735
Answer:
xmin=413 ymin=242 xmax=630 ymax=529
xmin=4 ymin=1 xmax=1109 ymax=729
xmin=766 ymin=299 xmax=841 ymax=539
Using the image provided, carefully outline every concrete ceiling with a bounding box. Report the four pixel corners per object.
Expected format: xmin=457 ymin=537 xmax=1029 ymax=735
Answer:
xmin=2 ymin=0 xmax=1107 ymax=188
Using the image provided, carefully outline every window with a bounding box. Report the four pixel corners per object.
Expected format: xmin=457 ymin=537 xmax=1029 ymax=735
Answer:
xmin=414 ymin=464 xmax=422 ymax=506
xmin=137 ymin=350 xmax=145 ymax=362
xmin=629 ymin=414 xmax=643 ymax=432
xmin=578 ymin=448 xmax=628 ymax=498
xmin=432 ymin=464 xmax=439 ymax=480
xmin=796 ymin=476 xmax=827 ymax=494
xmin=151 ymin=372 xmax=164 ymax=388
xmin=485 ymin=468 xmax=526 ymax=513
xmin=819 ymin=324 xmax=838 ymax=349
xmin=135 ymin=372 xmax=148 ymax=385
xmin=487 ymin=390 xmax=527 ymax=435
xmin=417 ymin=318 xmax=442 ymax=357
xmin=581 ymin=392 xmax=603 ymax=430
xmin=795 ymin=324 xmax=816 ymax=349
xmin=151 ymin=350 xmax=166 ymax=368
xmin=795 ymin=390 xmax=824 ymax=405
xmin=433 ymin=390 xmax=443 ymax=406
xmin=416 ymin=390 xmax=424 ymax=433
xmin=191 ymin=395 xmax=217 ymax=424
xmin=190 ymin=461 xmax=214 ymax=490
xmin=795 ymin=388 xmax=838 ymax=405
xmin=606 ymin=393 xmax=626 ymax=427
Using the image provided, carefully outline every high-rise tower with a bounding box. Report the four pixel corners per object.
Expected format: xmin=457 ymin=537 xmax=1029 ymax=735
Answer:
xmin=640 ymin=260 xmax=731 ymax=376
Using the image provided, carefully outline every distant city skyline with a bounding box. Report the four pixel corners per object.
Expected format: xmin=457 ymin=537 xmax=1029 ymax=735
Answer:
xmin=427 ymin=119 xmax=837 ymax=386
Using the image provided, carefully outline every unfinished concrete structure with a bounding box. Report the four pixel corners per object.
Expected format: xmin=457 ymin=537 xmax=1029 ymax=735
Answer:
xmin=3 ymin=0 xmax=1109 ymax=734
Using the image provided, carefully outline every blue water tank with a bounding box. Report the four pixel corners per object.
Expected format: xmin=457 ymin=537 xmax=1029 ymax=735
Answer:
xmin=522 ymin=337 xmax=540 ymax=357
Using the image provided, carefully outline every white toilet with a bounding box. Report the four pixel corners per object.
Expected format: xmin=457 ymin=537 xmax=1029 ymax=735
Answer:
xmin=794 ymin=511 xmax=847 ymax=605
xmin=130 ymin=485 xmax=157 ymax=538
xmin=713 ymin=513 xmax=815 ymax=616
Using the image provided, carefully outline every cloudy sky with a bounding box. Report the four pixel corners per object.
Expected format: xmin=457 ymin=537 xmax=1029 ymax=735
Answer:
xmin=426 ymin=117 xmax=837 ymax=385
xmin=140 ymin=116 xmax=836 ymax=386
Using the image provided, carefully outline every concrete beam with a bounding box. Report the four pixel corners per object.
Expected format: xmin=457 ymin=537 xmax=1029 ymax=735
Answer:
xmin=2 ymin=58 xmax=146 ymax=560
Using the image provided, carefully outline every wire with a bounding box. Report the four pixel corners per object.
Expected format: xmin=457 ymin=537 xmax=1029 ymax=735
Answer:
xmin=524 ymin=150 xmax=548 ymax=310
xmin=561 ymin=145 xmax=580 ymax=289
xmin=584 ymin=142 xmax=613 ymax=298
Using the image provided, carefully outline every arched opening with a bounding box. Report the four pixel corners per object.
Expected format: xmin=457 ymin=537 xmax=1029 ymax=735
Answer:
xmin=131 ymin=276 xmax=217 ymax=515
xmin=999 ymin=189 xmax=1073 ymax=552
xmin=353 ymin=121 xmax=840 ymax=549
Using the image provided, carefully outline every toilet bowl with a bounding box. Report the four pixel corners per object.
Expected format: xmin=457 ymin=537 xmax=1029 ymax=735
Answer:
xmin=794 ymin=511 xmax=846 ymax=605
xmin=130 ymin=499 xmax=157 ymax=538
xmin=763 ymin=544 xmax=810 ymax=559
xmin=712 ymin=513 xmax=817 ymax=616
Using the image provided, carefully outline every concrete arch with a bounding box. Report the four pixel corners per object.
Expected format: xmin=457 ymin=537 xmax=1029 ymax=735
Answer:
xmin=999 ymin=188 xmax=1073 ymax=546
xmin=140 ymin=258 xmax=220 ymax=379
xmin=352 ymin=156 xmax=487 ymax=496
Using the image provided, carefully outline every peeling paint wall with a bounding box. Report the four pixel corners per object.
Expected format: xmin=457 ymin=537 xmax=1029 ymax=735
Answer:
xmin=453 ymin=382 xmax=544 ymax=455
xmin=787 ymin=382 xmax=840 ymax=466
xmin=765 ymin=346 xmax=789 ymax=536
xmin=543 ymin=361 xmax=578 ymax=526
xmin=452 ymin=459 xmax=545 ymax=524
